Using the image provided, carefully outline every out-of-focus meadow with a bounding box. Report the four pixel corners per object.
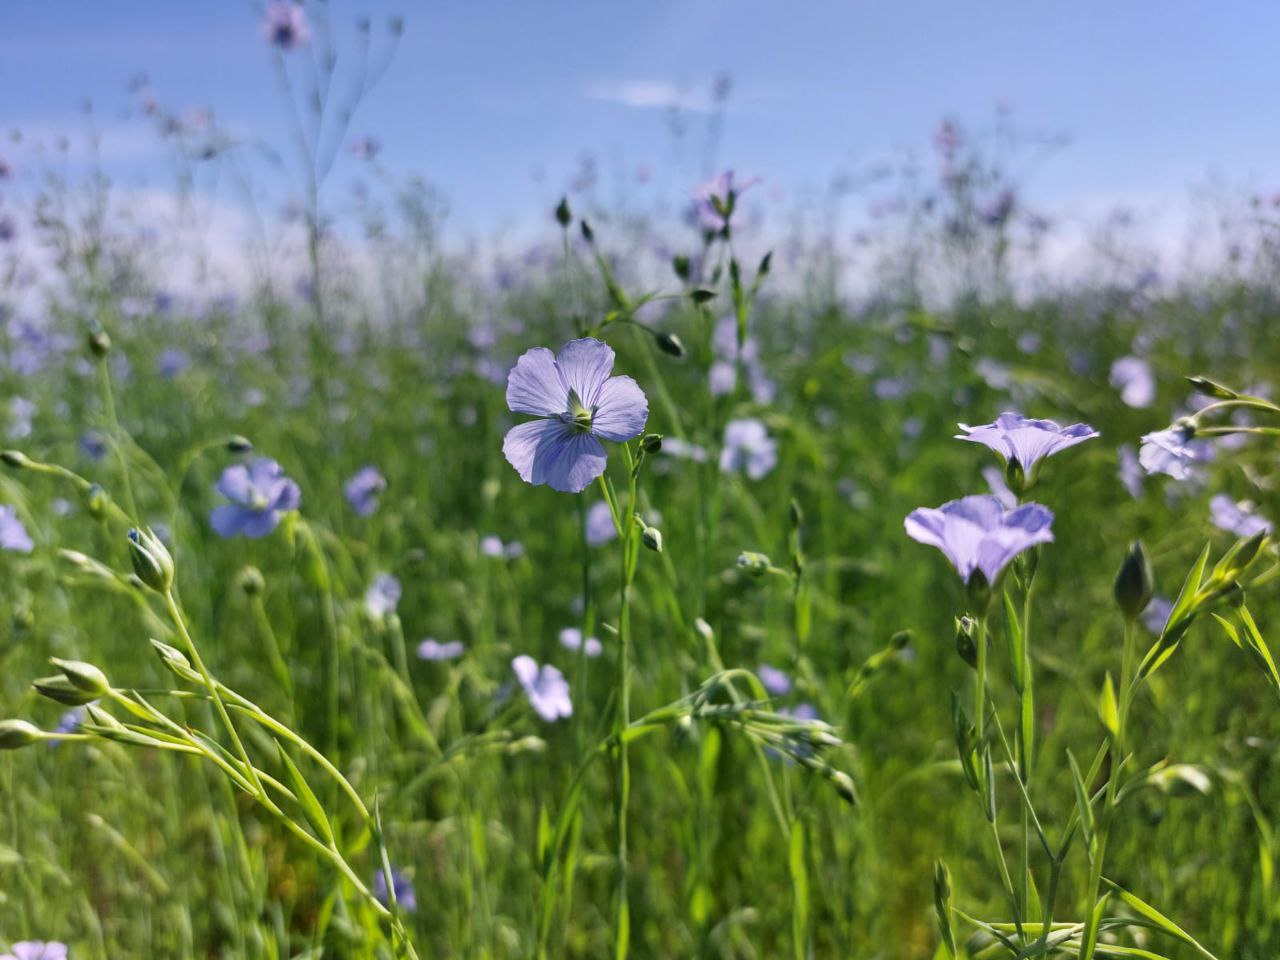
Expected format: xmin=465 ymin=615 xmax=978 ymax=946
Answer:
xmin=2 ymin=4 xmax=1280 ymax=959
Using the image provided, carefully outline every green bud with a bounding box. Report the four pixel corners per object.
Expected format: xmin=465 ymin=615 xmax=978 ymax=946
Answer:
xmin=890 ymin=629 xmax=912 ymax=650
xmin=757 ymin=250 xmax=773 ymax=278
xmin=579 ymin=219 xmax=594 ymax=243
xmin=789 ymin=498 xmax=804 ymax=528
xmin=737 ymin=551 xmax=771 ymax=576
xmin=965 ymin=570 xmax=992 ymax=614
xmin=672 ymin=254 xmax=691 ymax=281
xmin=689 ymin=288 xmax=716 ymax=305
xmin=1185 ymin=376 xmax=1237 ymax=400
xmin=87 ymin=484 xmax=109 ymax=520
xmin=88 ymin=330 xmax=112 ymax=357
xmin=226 ymin=435 xmax=254 ymax=454
xmin=33 ymin=675 xmax=100 ymax=706
xmin=955 ymin=616 xmax=977 ymax=669
xmin=1004 ymin=457 xmax=1028 ymax=496
xmin=238 ymin=565 xmax=265 ymax=596
xmin=828 ymin=769 xmax=858 ymax=805
xmin=150 ymin=639 xmax=201 ymax=684
xmin=1114 ymin=540 xmax=1155 ymax=621
xmin=655 ymin=331 xmax=685 ymax=357
xmin=1 ymin=449 xmax=30 ymax=468
xmin=554 ymin=196 xmax=572 ymax=228
xmin=1212 ymin=531 xmax=1268 ymax=585
xmin=127 ymin=527 xmax=174 ymax=592
xmin=641 ymin=526 xmax=663 ymax=553
xmin=0 ymin=719 xmax=45 ymax=750
xmin=640 ymin=433 xmax=663 ymax=454
xmin=50 ymin=658 xmax=111 ymax=697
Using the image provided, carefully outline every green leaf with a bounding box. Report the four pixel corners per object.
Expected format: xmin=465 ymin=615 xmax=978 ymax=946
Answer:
xmin=1102 ymin=877 xmax=1220 ymax=959
xmin=933 ymin=860 xmax=956 ymax=958
xmin=1068 ymin=749 xmax=1095 ymax=849
xmin=276 ymin=741 xmax=334 ymax=846
xmin=789 ymin=821 xmax=810 ymax=960
xmin=1004 ymin=591 xmax=1027 ymax=694
xmin=1099 ymin=673 xmax=1119 ymax=738
xmin=1139 ymin=542 xmax=1211 ymax=679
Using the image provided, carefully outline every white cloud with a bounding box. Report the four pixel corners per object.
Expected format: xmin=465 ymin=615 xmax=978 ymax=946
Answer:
xmin=585 ymin=80 xmax=713 ymax=113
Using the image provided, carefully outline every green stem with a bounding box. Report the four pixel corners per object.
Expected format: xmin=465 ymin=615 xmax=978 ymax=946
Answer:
xmin=613 ymin=443 xmax=638 ymax=960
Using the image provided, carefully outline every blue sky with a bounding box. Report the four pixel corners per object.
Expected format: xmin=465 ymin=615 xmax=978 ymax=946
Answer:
xmin=1 ymin=1 xmax=1277 ymax=241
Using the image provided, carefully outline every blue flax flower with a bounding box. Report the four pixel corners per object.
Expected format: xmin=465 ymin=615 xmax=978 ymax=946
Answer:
xmin=503 ymin=338 xmax=648 ymax=494
xmin=512 ymin=655 xmax=572 ymax=721
xmin=2 ymin=944 xmax=68 ymax=960
xmin=344 ymin=465 xmax=386 ymax=517
xmin=373 ymin=868 xmax=417 ymax=913
xmin=904 ymin=494 xmax=1054 ymax=587
xmin=956 ymin=412 xmax=1098 ymax=478
xmin=262 ymin=2 xmax=310 ymax=50
xmin=210 ymin=459 xmax=300 ymax=538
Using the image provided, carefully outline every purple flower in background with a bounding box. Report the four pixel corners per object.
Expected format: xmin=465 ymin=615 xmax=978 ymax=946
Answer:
xmin=956 ymin=412 xmax=1098 ymax=476
xmin=344 ymin=466 xmax=387 ymax=517
xmin=350 ymin=137 xmax=381 ymax=160
xmin=373 ymin=868 xmax=417 ymax=913
xmin=1139 ymin=425 xmax=1214 ymax=480
xmin=1109 ymin=356 xmax=1156 ymax=409
xmin=585 ymin=501 xmax=617 ymax=546
xmin=720 ymin=418 xmax=777 ymax=480
xmin=417 ymin=638 xmax=464 ymax=661
xmin=157 ymin=347 xmax=191 ymax=379
xmin=904 ymin=495 xmax=1054 ymax=586
xmin=691 ymin=170 xmax=760 ymax=232
xmin=1118 ymin=445 xmax=1144 ymax=499
xmin=481 ymin=534 xmax=524 ymax=559
xmin=2 ymin=945 xmax=68 ymax=960
xmin=758 ymin=663 xmax=792 ymax=696
xmin=559 ymin=627 xmax=602 ymax=657
xmin=512 ymin=655 xmax=572 ymax=721
xmin=80 ymin=431 xmax=109 ymax=462
xmin=1209 ymin=494 xmax=1272 ymax=538
xmin=9 ymin=396 xmax=35 ymax=439
xmin=365 ymin=574 xmax=401 ymax=620
xmin=0 ymin=506 xmax=33 ymax=553
xmin=262 ymin=1 xmax=310 ymax=50
xmin=210 ymin=459 xmax=300 ymax=538
xmin=49 ymin=706 xmax=87 ymax=747
xmin=502 ymin=338 xmax=648 ymax=494
xmin=1143 ymin=595 xmax=1173 ymax=634
xmin=710 ymin=316 xmax=776 ymax=403
xmin=662 ymin=437 xmax=709 ymax=463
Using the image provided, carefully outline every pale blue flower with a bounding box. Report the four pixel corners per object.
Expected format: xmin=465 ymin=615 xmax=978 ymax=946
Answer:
xmin=904 ymin=495 xmax=1054 ymax=586
xmin=502 ymin=338 xmax=648 ymax=494
xmin=262 ymin=1 xmax=309 ymax=50
xmin=0 ymin=505 xmax=33 ymax=553
xmin=344 ymin=466 xmax=386 ymax=517
xmin=2 ymin=944 xmax=68 ymax=960
xmin=210 ymin=459 xmax=300 ymax=538
xmin=559 ymin=627 xmax=602 ymax=657
xmin=417 ymin=638 xmax=464 ymax=661
xmin=1110 ymin=356 xmax=1155 ymax=409
xmin=585 ymin=501 xmax=617 ymax=546
xmin=365 ymin=574 xmax=401 ymax=620
xmin=1209 ymin=494 xmax=1271 ymax=538
xmin=957 ymin=412 xmax=1098 ymax=474
xmin=1139 ymin=425 xmax=1214 ymax=480
xmin=373 ymin=868 xmax=417 ymax=913
xmin=512 ymin=655 xmax=572 ymax=721
xmin=758 ymin=664 xmax=791 ymax=695
xmin=720 ymin=418 xmax=777 ymax=479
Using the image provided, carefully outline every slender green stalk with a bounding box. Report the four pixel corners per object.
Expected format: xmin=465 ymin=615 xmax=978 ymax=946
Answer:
xmin=613 ymin=441 xmax=639 ymax=960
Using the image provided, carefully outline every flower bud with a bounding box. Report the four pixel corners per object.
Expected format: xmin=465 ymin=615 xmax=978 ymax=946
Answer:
xmin=1 ymin=449 xmax=30 ymax=468
xmin=640 ymin=433 xmax=663 ymax=454
xmin=127 ymin=527 xmax=174 ymax=592
xmin=88 ymin=330 xmax=112 ymax=357
xmin=1114 ymin=540 xmax=1155 ymax=621
xmin=890 ymin=629 xmax=912 ymax=650
xmin=672 ymin=254 xmax=691 ymax=281
xmin=1185 ymin=376 xmax=1237 ymax=400
xmin=50 ymin=658 xmax=111 ymax=697
xmin=33 ymin=675 xmax=99 ymax=706
xmin=579 ymin=219 xmax=594 ymax=243
xmin=238 ymin=565 xmax=265 ymax=596
xmin=87 ymin=484 xmax=109 ymax=520
xmin=555 ymin=196 xmax=572 ymax=227
xmin=641 ymin=525 xmax=663 ymax=553
xmin=955 ymin=616 xmax=978 ymax=669
xmin=654 ymin=331 xmax=685 ymax=357
xmin=737 ymin=551 xmax=771 ymax=576
xmin=828 ymin=768 xmax=857 ymax=805
xmin=226 ymin=435 xmax=254 ymax=454
xmin=0 ymin=719 xmax=45 ymax=750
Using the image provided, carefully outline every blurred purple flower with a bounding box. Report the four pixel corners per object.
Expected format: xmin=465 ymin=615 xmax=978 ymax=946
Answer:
xmin=350 ymin=137 xmax=381 ymax=160
xmin=559 ymin=627 xmax=602 ymax=657
xmin=48 ymin=706 xmax=87 ymax=747
xmin=417 ymin=638 xmax=464 ymax=661
xmin=720 ymin=418 xmax=777 ymax=480
xmin=1139 ymin=425 xmax=1214 ymax=480
xmin=662 ymin=437 xmax=709 ymax=463
xmin=80 ymin=431 xmax=108 ymax=462
xmin=344 ymin=465 xmax=387 ymax=517
xmin=372 ymin=868 xmax=417 ymax=913
xmin=1117 ymin=445 xmax=1144 ymax=499
xmin=1109 ymin=356 xmax=1155 ymax=409
xmin=262 ymin=2 xmax=310 ymax=50
xmin=904 ymin=494 xmax=1054 ymax=585
xmin=481 ymin=534 xmax=524 ymax=559
xmin=365 ymin=574 xmax=401 ymax=620
xmin=691 ymin=171 xmax=760 ymax=232
xmin=157 ymin=347 xmax=191 ymax=379
xmin=957 ymin=412 xmax=1098 ymax=474
xmin=585 ymin=500 xmax=617 ymax=546
xmin=210 ymin=459 xmax=300 ymax=538
xmin=512 ymin=655 xmax=572 ymax=721
xmin=502 ymin=338 xmax=648 ymax=494
xmin=1209 ymin=494 xmax=1271 ymax=538
xmin=1143 ymin=595 xmax=1173 ymax=634
xmin=758 ymin=663 xmax=792 ymax=695
xmin=0 ymin=505 xmax=33 ymax=553
xmin=982 ymin=465 xmax=1017 ymax=509
xmin=2 ymin=945 xmax=68 ymax=960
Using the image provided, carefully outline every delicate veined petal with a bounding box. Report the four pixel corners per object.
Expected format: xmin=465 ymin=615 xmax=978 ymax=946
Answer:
xmin=506 ymin=347 xmax=569 ymax=417
xmin=268 ymin=476 xmax=302 ymax=513
xmin=210 ymin=504 xmax=251 ymax=538
xmin=557 ymin=338 xmax=616 ymax=408
xmin=590 ymin=375 xmax=648 ymax=441
xmin=216 ymin=463 xmax=254 ymax=503
xmin=502 ymin=419 xmax=607 ymax=493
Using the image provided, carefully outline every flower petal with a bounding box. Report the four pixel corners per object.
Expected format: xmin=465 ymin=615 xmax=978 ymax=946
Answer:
xmin=216 ymin=464 xmax=254 ymax=504
xmin=512 ymin=654 xmax=538 ymax=689
xmin=591 ymin=374 xmax=648 ymax=442
xmin=556 ymin=338 xmax=615 ymax=407
xmin=210 ymin=504 xmax=249 ymax=537
xmin=503 ymin=419 xmax=607 ymax=493
xmin=239 ymin=509 xmax=282 ymax=539
xmin=506 ymin=347 xmax=569 ymax=416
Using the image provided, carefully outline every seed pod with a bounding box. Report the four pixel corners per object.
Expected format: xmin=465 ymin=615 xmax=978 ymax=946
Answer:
xmin=50 ymin=658 xmax=111 ymax=697
xmin=0 ymin=719 xmax=45 ymax=750
xmin=737 ymin=551 xmax=770 ymax=576
xmin=655 ymin=331 xmax=685 ymax=357
xmin=641 ymin=526 xmax=663 ymax=553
